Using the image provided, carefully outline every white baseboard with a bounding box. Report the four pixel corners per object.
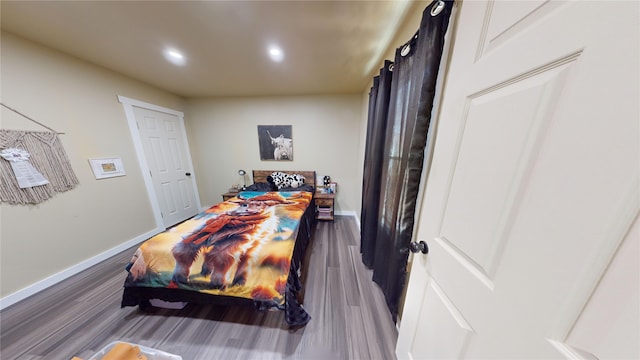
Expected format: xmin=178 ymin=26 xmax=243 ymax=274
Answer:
xmin=335 ymin=210 xmax=361 ymax=229
xmin=0 ymin=227 xmax=162 ymax=311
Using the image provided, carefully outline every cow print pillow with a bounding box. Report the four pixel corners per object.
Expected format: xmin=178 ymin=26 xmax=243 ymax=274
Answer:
xmin=268 ymin=172 xmax=306 ymax=190
xmin=269 ymin=171 xmax=288 ymax=189
xmin=288 ymin=174 xmax=306 ymax=188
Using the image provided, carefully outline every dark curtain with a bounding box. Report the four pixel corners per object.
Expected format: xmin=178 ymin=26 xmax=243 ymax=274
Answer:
xmin=360 ymin=0 xmax=453 ymax=321
xmin=360 ymin=60 xmax=393 ymax=268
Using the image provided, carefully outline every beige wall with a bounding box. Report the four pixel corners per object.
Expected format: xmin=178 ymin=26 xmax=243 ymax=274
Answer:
xmin=186 ymin=95 xmax=363 ymax=214
xmin=0 ymin=32 xmax=186 ymax=297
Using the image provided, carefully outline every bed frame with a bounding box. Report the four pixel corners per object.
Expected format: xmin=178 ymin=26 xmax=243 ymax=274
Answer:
xmin=121 ymin=169 xmax=318 ymax=327
xmin=252 ymin=170 xmax=317 ymax=188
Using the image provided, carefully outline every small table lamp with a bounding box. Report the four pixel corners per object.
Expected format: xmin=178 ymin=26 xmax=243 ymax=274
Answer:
xmin=238 ymin=169 xmax=247 ymax=190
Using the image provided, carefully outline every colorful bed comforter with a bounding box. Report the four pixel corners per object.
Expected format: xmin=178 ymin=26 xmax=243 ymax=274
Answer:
xmin=123 ymin=191 xmax=313 ymax=312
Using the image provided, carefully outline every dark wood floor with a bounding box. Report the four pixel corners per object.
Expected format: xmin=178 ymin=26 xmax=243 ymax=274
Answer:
xmin=0 ymin=216 xmax=397 ymax=360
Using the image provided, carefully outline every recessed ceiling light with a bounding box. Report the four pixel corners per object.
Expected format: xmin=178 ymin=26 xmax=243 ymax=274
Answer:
xmin=268 ymin=46 xmax=284 ymax=62
xmin=168 ymin=50 xmax=183 ymax=59
xmin=163 ymin=48 xmax=187 ymax=66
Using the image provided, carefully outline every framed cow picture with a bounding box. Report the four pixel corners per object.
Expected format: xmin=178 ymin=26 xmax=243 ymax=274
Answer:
xmin=257 ymin=125 xmax=293 ymax=161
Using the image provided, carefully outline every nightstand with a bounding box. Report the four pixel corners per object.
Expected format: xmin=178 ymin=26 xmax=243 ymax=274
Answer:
xmin=222 ymin=191 xmax=239 ymax=201
xmin=315 ymin=191 xmax=335 ymax=221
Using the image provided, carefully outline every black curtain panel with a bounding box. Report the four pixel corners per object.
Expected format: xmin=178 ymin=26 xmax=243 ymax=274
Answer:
xmin=360 ymin=60 xmax=393 ymax=268
xmin=362 ymin=0 xmax=453 ymax=321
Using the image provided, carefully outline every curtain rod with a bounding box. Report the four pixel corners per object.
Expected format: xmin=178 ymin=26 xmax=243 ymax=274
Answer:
xmin=1 ymin=103 xmax=65 ymax=135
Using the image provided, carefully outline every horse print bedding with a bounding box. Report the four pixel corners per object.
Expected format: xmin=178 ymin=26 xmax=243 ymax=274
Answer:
xmin=121 ymin=190 xmax=315 ymax=326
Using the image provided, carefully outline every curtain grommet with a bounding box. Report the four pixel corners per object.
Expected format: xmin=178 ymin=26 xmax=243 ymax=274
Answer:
xmin=401 ymin=44 xmax=411 ymax=57
xmin=431 ymin=0 xmax=445 ymax=16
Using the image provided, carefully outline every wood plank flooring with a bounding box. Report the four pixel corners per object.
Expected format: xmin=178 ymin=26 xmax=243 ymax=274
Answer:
xmin=0 ymin=216 xmax=398 ymax=360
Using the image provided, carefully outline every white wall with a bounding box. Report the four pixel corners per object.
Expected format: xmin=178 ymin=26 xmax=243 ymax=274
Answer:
xmin=0 ymin=32 xmax=186 ymax=299
xmin=186 ymin=95 xmax=363 ymax=215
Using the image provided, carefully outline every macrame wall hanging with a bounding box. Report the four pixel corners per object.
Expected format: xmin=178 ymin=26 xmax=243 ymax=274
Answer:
xmin=0 ymin=103 xmax=79 ymax=205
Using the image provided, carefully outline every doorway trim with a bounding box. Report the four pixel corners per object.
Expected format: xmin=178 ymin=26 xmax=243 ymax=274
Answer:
xmin=118 ymin=95 xmax=202 ymax=230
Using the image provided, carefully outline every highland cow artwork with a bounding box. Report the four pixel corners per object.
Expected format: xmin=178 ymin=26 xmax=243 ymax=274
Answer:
xmin=258 ymin=125 xmax=293 ymax=161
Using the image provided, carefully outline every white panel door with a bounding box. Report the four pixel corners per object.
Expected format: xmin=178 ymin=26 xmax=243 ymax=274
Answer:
xmin=397 ymin=1 xmax=639 ymax=358
xmin=133 ymin=106 xmax=198 ymax=227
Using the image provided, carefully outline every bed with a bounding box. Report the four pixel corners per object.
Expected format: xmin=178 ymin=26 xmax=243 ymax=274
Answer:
xmin=121 ymin=170 xmax=317 ymax=327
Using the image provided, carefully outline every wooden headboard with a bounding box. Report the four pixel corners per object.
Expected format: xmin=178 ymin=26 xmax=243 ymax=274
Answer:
xmin=252 ymin=170 xmax=316 ymax=188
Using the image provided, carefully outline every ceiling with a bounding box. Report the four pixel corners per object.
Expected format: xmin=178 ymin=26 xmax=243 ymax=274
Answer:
xmin=1 ymin=1 xmax=420 ymax=98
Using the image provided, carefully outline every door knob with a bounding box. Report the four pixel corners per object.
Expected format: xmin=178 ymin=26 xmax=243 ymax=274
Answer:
xmin=185 ymin=172 xmax=191 ymax=176
xmin=409 ymin=240 xmax=429 ymax=254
